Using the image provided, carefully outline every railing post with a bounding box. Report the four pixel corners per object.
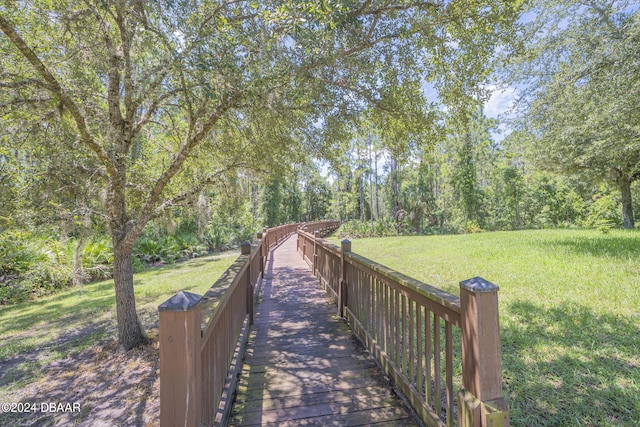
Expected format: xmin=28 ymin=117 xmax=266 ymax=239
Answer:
xmin=338 ymin=239 xmax=351 ymax=317
xmin=459 ymin=277 xmax=509 ymax=427
xmin=262 ymin=227 xmax=268 ymax=258
xmin=257 ymin=232 xmax=264 ymax=274
xmin=159 ymin=291 xmax=203 ymax=427
xmin=302 ymin=233 xmax=307 ymax=261
xmin=241 ymin=242 xmax=254 ymax=325
xmin=313 ymin=231 xmax=319 ymax=275
xmin=296 ymin=229 xmax=300 ymax=252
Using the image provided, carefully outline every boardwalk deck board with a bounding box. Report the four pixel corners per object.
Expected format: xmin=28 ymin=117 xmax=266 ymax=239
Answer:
xmin=229 ymin=236 xmax=418 ymax=426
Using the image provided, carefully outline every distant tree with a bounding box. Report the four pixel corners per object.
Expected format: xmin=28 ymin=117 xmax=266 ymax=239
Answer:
xmin=303 ymin=167 xmax=332 ymax=221
xmin=282 ymin=176 xmax=304 ymax=223
xmin=506 ymin=0 xmax=640 ymax=227
xmin=263 ymin=178 xmax=284 ymax=228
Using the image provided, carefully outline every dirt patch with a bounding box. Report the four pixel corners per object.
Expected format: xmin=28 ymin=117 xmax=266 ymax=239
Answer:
xmin=0 ymin=336 xmax=160 ymax=427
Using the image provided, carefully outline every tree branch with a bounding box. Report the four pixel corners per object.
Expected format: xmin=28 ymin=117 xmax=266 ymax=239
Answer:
xmin=150 ymin=162 xmax=245 ymax=219
xmin=130 ymin=92 xmax=240 ymax=240
xmin=0 ymin=13 xmax=118 ymax=180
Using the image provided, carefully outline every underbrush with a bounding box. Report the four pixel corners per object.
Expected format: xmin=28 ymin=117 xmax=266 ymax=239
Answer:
xmin=0 ymin=220 xmax=256 ymax=305
xmin=0 ymin=231 xmax=74 ymax=305
xmin=335 ymin=218 xmax=400 ymax=239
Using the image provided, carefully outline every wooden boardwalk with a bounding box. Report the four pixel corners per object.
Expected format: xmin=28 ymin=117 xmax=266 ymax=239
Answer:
xmin=229 ymin=236 xmax=418 ymax=426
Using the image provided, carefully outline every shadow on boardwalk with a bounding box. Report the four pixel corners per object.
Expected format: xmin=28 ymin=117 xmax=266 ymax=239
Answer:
xmin=229 ymin=236 xmax=418 ymax=426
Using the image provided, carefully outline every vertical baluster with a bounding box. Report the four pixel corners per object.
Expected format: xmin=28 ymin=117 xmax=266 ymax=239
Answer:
xmin=393 ymin=288 xmax=399 ymax=367
xmin=377 ymin=278 xmax=382 ymax=348
xmin=401 ymin=293 xmax=407 ymax=375
xmin=445 ymin=320 xmax=454 ymax=427
xmin=434 ymin=315 xmax=442 ymax=418
xmin=425 ymin=310 xmax=432 ymax=403
xmin=354 ymin=267 xmax=359 ymax=319
xmin=365 ymin=273 xmax=373 ymax=331
xmin=409 ymin=299 xmax=415 ymax=387
xmin=416 ymin=304 xmax=424 ymax=397
xmin=384 ymin=280 xmax=392 ymax=355
xmin=372 ymin=275 xmax=377 ymax=338
xmin=387 ymin=285 xmax=392 ymax=361
xmin=378 ymin=278 xmax=384 ymax=346
xmin=360 ymin=269 xmax=365 ymax=322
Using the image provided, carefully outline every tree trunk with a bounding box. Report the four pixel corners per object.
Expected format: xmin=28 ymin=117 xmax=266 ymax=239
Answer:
xmin=72 ymin=234 xmax=88 ymax=286
xmin=359 ymin=173 xmax=365 ymax=222
xmin=112 ymin=240 xmax=146 ymax=350
xmin=619 ymin=172 xmax=635 ymax=228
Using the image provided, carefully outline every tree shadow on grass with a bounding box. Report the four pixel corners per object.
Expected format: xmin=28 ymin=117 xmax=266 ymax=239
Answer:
xmin=0 ymin=318 xmax=113 ymax=389
xmin=0 ymin=291 xmax=116 ymax=337
xmin=0 ymin=336 xmax=159 ymax=427
xmin=502 ymin=300 xmax=640 ymax=426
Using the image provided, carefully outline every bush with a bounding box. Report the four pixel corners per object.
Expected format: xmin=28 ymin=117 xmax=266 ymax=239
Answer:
xmin=463 ymin=220 xmax=483 ymax=234
xmin=82 ymin=237 xmax=113 ymax=280
xmin=0 ymin=231 xmax=74 ymax=304
xmin=582 ymin=193 xmax=620 ymax=228
xmin=336 ymin=219 xmax=399 ymax=239
xmin=133 ymin=230 xmax=213 ymax=266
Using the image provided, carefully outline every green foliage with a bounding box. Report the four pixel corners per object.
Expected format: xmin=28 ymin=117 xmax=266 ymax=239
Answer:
xmin=202 ymin=200 xmax=257 ymax=251
xmin=82 ymin=238 xmax=114 ymax=279
xmin=133 ymin=232 xmax=209 ymax=265
xmin=303 ymin=168 xmax=333 ymax=221
xmin=0 ymin=232 xmax=74 ymax=304
xmin=504 ymin=0 xmax=640 ymax=228
xmin=263 ymin=178 xmax=284 ymax=227
xmin=463 ymin=220 xmax=484 ymax=234
xmin=336 ymin=219 xmax=399 ymax=239
xmin=0 ymin=213 xmax=251 ymax=305
xmin=583 ymin=193 xmax=621 ymax=228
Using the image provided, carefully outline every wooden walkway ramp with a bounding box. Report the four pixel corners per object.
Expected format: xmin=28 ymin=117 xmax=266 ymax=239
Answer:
xmin=229 ymin=235 xmax=418 ymax=426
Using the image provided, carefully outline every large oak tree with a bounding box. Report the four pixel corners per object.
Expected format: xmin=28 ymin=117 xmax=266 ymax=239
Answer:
xmin=506 ymin=0 xmax=640 ymax=228
xmin=1 ymin=0 xmax=521 ymax=349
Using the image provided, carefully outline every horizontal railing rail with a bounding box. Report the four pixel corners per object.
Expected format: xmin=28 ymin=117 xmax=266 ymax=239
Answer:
xmin=297 ymin=231 xmax=509 ymax=427
xmin=158 ymin=220 xmax=339 ymax=427
xmin=300 ymin=219 xmax=341 ymax=234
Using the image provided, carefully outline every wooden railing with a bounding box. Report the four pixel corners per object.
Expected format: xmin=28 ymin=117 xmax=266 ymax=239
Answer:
xmin=297 ymin=230 xmax=509 ymax=427
xmin=300 ymin=219 xmax=341 ymax=234
xmin=158 ymin=221 xmax=340 ymax=427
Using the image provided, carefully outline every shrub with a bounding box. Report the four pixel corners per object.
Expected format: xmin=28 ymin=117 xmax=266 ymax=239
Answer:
xmin=82 ymin=237 xmax=113 ymax=280
xmin=463 ymin=220 xmax=483 ymax=234
xmin=336 ymin=219 xmax=399 ymax=239
xmin=0 ymin=232 xmax=74 ymax=304
xmin=583 ymin=193 xmax=620 ymax=228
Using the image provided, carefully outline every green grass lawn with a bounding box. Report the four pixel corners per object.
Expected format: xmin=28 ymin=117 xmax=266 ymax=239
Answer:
xmin=0 ymin=252 xmax=236 ymax=399
xmin=334 ymin=229 xmax=640 ymax=426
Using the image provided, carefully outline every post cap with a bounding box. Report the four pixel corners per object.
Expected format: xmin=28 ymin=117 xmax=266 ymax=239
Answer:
xmin=158 ymin=291 xmax=202 ymax=312
xmin=240 ymin=241 xmax=251 ymax=255
xmin=341 ymin=239 xmax=352 ymax=251
xmin=460 ymin=276 xmax=499 ymax=293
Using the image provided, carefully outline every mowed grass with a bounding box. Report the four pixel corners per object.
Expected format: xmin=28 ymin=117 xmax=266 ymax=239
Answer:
xmin=0 ymin=251 xmax=236 ymax=399
xmin=335 ymin=229 xmax=640 ymax=426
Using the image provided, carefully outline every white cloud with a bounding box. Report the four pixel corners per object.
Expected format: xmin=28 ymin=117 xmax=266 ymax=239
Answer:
xmin=484 ymin=85 xmax=517 ymax=119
